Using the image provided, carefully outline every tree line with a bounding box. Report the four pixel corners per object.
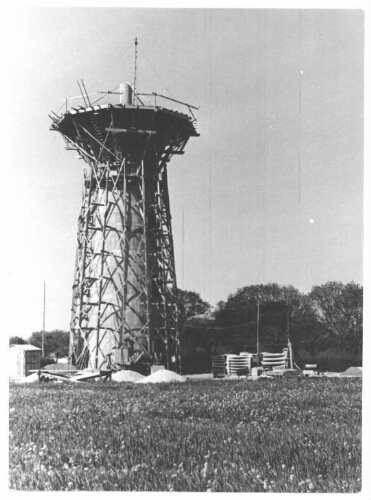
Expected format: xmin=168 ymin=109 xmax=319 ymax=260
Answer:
xmin=178 ymin=281 xmax=362 ymax=374
xmin=9 ymin=330 xmax=70 ymax=367
xmin=10 ymin=281 xmax=362 ymax=373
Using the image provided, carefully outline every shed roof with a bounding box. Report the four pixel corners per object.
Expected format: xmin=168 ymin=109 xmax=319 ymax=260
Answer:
xmin=9 ymin=344 xmax=41 ymax=351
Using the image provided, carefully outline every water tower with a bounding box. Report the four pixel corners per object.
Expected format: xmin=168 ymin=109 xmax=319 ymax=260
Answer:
xmin=50 ymin=46 xmax=198 ymax=372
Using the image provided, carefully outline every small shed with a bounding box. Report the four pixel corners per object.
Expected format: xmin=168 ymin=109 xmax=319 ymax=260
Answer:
xmin=9 ymin=344 xmax=42 ymax=377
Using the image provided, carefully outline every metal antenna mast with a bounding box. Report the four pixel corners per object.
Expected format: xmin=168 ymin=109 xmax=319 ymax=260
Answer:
xmin=133 ymin=37 xmax=138 ymax=104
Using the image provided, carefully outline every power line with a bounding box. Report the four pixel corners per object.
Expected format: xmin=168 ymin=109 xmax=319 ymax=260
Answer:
xmin=298 ymin=10 xmax=303 ymax=206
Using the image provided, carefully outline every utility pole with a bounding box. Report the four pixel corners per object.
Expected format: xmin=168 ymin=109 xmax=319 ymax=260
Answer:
xmin=182 ymin=206 xmax=185 ymax=289
xmin=287 ymin=307 xmax=293 ymax=369
xmin=42 ymin=282 xmax=46 ymax=358
xmin=256 ymin=299 xmax=260 ymax=364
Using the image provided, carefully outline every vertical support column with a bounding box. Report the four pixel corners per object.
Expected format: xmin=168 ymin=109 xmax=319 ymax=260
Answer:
xmin=175 ymin=302 xmax=181 ymax=374
xmin=164 ymin=295 xmax=171 ymax=369
xmin=95 ymin=166 xmax=110 ymax=369
xmin=70 ymin=166 xmax=95 ymax=367
xmin=142 ymin=159 xmax=152 ymax=360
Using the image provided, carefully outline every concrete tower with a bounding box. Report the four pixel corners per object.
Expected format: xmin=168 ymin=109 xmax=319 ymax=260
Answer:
xmin=50 ymin=78 xmax=198 ymax=372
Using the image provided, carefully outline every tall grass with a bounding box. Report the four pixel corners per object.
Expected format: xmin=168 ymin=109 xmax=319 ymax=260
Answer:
xmin=9 ymin=378 xmax=361 ymax=492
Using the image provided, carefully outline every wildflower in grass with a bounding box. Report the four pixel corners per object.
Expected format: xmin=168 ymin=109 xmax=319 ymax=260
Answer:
xmin=202 ymin=465 xmax=208 ymax=479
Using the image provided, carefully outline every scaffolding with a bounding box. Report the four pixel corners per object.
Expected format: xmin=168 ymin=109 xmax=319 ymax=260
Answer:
xmin=50 ymin=84 xmax=199 ymax=371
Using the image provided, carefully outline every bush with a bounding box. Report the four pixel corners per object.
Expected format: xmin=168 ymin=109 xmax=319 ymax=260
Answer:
xmin=316 ymin=348 xmax=362 ymax=372
xmin=296 ymin=349 xmax=316 ymax=368
xmin=181 ymin=354 xmax=211 ymax=374
xmin=40 ymin=357 xmax=55 ymax=368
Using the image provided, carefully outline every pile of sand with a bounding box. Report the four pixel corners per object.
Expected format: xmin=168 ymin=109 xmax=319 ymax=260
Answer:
xmin=12 ymin=372 xmax=39 ymax=384
xmin=139 ymin=369 xmax=186 ymax=384
xmin=341 ymin=366 xmax=363 ymax=377
xmin=112 ymin=370 xmax=145 ymax=383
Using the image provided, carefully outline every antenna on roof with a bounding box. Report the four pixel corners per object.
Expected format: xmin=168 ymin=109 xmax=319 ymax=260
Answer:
xmin=133 ymin=37 xmax=138 ymax=105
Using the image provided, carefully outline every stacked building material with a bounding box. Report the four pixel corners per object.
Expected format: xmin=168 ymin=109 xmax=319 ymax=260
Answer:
xmin=212 ymin=355 xmax=227 ymax=378
xmin=226 ymin=354 xmax=252 ymax=375
xmin=261 ymin=349 xmax=289 ymax=371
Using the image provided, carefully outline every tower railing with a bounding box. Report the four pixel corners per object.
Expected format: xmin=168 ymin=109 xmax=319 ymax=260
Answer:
xmin=58 ymin=89 xmax=198 ymax=128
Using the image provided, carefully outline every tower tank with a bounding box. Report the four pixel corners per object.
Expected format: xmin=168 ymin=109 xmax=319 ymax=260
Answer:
xmin=50 ymin=78 xmax=198 ymax=372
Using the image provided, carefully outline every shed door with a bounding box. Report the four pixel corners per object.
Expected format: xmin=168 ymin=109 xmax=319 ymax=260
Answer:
xmin=25 ymin=352 xmax=40 ymax=377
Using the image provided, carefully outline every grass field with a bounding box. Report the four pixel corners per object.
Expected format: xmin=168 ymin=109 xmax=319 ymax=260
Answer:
xmin=9 ymin=377 xmax=361 ymax=492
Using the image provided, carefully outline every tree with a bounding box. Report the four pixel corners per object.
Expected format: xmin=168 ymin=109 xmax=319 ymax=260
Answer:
xmin=28 ymin=330 xmax=70 ymax=358
xmin=9 ymin=336 xmax=27 ymax=345
xmin=176 ymin=289 xmax=213 ymax=374
xmin=176 ymin=289 xmax=211 ymax=324
xmin=309 ymin=281 xmax=363 ymax=355
xmin=214 ymin=283 xmax=323 ymax=356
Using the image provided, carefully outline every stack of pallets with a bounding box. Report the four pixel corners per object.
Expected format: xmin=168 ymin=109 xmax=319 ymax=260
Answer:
xmin=212 ymin=355 xmax=227 ymax=378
